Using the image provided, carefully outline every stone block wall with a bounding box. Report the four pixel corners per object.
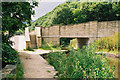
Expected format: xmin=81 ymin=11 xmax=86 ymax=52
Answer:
xmin=42 ymin=26 xmax=60 ymax=37
xmin=60 ymin=23 xmax=86 ymax=37
xmin=40 ymin=20 xmax=119 ymax=46
xmin=89 ymin=21 xmax=98 ymax=37
xmin=84 ymin=22 xmax=90 ymax=37
xmin=42 ymin=37 xmax=60 ymax=46
xmin=97 ymin=21 xmax=119 ymax=37
xmin=30 ymin=35 xmax=37 ymax=48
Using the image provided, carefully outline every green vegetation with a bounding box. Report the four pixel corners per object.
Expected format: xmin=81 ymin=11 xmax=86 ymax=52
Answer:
xmin=68 ymin=33 xmax=119 ymax=54
xmin=60 ymin=38 xmax=73 ymax=47
xmin=2 ymin=2 xmax=38 ymax=44
xmin=15 ymin=29 xmax=25 ymax=35
xmin=2 ymin=43 xmax=24 ymax=78
xmin=16 ymin=63 xmax=24 ymax=78
xmin=2 ymin=2 xmax=38 ymax=78
xmin=48 ymin=44 xmax=115 ymax=78
xmin=70 ymin=39 xmax=77 ymax=49
xmin=25 ymin=46 xmax=34 ymax=51
xmin=6 ymin=62 xmax=24 ymax=79
xmin=30 ymin=1 xmax=120 ymax=30
xmin=2 ymin=1 xmax=38 ymax=66
xmin=2 ymin=43 xmax=20 ymax=68
xmin=95 ymin=33 xmax=119 ymax=54
xmin=40 ymin=42 xmax=61 ymax=50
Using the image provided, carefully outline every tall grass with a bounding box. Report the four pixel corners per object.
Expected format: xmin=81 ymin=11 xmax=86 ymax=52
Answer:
xmin=48 ymin=44 xmax=115 ymax=78
xmin=95 ymin=33 xmax=119 ymax=54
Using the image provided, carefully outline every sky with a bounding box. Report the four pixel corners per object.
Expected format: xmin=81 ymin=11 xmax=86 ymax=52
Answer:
xmin=31 ymin=0 xmax=66 ymax=20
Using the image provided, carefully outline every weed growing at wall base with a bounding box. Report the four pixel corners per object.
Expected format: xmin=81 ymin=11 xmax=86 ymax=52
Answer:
xmin=48 ymin=44 xmax=115 ymax=78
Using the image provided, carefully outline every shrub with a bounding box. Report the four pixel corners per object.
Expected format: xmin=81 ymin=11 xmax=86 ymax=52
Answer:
xmin=2 ymin=43 xmax=20 ymax=68
xmin=48 ymin=44 xmax=115 ymax=78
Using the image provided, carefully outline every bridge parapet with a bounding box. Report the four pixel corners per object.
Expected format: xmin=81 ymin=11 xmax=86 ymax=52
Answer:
xmin=29 ymin=20 xmax=119 ymax=48
xmin=97 ymin=21 xmax=119 ymax=37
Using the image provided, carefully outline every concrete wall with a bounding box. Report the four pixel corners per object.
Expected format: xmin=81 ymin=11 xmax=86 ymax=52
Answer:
xmin=76 ymin=38 xmax=89 ymax=49
xmin=10 ymin=35 xmax=26 ymax=51
xmin=41 ymin=21 xmax=119 ymax=45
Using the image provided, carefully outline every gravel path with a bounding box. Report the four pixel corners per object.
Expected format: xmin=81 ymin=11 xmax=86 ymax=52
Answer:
xmin=19 ymin=50 xmax=57 ymax=78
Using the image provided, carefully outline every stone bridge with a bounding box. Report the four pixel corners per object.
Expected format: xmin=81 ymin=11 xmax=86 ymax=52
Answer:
xmin=26 ymin=21 xmax=119 ymax=49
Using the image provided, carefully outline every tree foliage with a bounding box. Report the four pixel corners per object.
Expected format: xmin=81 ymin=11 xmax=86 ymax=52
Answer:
xmin=30 ymin=1 xmax=120 ymax=29
xmin=2 ymin=2 xmax=38 ymax=44
xmin=2 ymin=2 xmax=38 ymax=68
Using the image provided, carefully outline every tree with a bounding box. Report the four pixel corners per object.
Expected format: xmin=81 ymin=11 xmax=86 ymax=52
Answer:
xmin=72 ymin=9 xmax=87 ymax=23
xmin=2 ymin=2 xmax=38 ymax=44
xmin=52 ymin=6 xmax=74 ymax=25
xmin=30 ymin=1 xmax=120 ymax=28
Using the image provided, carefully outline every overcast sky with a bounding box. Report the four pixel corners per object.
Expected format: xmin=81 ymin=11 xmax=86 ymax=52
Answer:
xmin=31 ymin=0 xmax=66 ymax=20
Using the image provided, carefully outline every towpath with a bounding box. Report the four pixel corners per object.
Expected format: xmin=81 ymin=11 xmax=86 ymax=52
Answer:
xmin=19 ymin=49 xmax=59 ymax=78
